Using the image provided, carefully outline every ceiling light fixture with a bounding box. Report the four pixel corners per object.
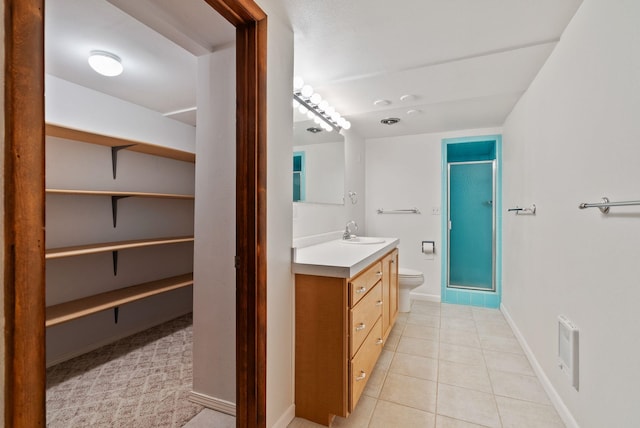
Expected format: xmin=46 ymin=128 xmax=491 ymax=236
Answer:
xmin=373 ymin=99 xmax=391 ymax=106
xmin=293 ymin=76 xmax=351 ymax=132
xmin=88 ymin=50 xmax=123 ymax=77
xmin=306 ymin=127 xmax=323 ymax=133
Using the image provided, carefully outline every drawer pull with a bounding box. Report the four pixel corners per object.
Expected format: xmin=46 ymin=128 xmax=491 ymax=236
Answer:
xmin=376 ymin=271 xmax=383 ymax=277
xmin=376 ymin=338 xmax=384 ymax=345
xmin=355 ymin=323 xmax=366 ymax=331
xmin=355 ymin=371 xmax=367 ymax=381
xmin=355 ymin=286 xmax=367 ymax=294
xmin=376 ymin=300 xmax=383 ymax=306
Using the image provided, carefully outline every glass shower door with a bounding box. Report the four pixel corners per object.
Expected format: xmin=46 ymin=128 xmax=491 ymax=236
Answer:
xmin=447 ymin=161 xmax=495 ymax=291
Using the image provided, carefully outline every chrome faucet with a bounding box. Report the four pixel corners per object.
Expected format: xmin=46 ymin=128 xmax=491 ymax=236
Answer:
xmin=343 ymin=220 xmax=358 ymax=240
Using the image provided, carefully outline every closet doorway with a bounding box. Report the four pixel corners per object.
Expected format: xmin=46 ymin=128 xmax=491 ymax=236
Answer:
xmin=3 ymin=0 xmax=267 ymax=427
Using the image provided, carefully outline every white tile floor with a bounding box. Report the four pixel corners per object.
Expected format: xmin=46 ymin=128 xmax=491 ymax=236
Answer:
xmin=288 ymin=301 xmax=565 ymax=428
xmin=184 ymin=301 xmax=565 ymax=428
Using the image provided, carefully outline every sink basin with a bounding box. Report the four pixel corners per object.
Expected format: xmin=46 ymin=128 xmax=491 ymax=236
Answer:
xmin=340 ymin=237 xmax=386 ymax=245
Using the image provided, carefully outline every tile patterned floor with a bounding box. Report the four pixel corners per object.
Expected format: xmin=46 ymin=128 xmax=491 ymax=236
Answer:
xmin=46 ymin=314 xmax=201 ymax=428
xmin=288 ymin=301 xmax=565 ymax=428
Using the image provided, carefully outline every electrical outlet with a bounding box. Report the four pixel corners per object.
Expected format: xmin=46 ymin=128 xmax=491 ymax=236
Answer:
xmin=431 ymin=207 xmax=440 ymax=215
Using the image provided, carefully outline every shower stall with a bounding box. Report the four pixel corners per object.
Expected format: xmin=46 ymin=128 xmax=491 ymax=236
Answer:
xmin=441 ymin=136 xmax=502 ymax=308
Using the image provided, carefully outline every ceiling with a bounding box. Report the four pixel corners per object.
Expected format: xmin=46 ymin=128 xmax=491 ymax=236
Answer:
xmin=46 ymin=0 xmax=583 ymax=138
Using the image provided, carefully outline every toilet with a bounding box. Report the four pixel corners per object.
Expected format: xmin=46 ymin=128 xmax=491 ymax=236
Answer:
xmin=398 ymin=268 xmax=424 ymax=312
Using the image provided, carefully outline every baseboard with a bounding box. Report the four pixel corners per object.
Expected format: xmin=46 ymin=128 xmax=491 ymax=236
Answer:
xmin=270 ymin=404 xmax=296 ymax=428
xmin=189 ymin=391 xmax=236 ymax=416
xmin=410 ymin=292 xmax=441 ymax=303
xmin=500 ymin=304 xmax=580 ymax=428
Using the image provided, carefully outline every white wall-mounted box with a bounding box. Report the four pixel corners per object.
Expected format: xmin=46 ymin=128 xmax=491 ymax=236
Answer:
xmin=558 ymin=315 xmax=579 ymax=390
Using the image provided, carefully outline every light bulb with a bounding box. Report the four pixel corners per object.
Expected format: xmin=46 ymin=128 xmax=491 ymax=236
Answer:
xmin=313 ymin=116 xmax=322 ymax=124
xmin=307 ymin=110 xmax=315 ymax=119
xmin=293 ymin=76 xmax=304 ymax=90
xmin=325 ymin=106 xmax=335 ymax=117
xmin=301 ymin=85 xmax=314 ymax=98
xmin=298 ymin=105 xmax=308 ymax=114
xmin=310 ymin=93 xmax=322 ymax=105
xmin=342 ymin=121 xmax=351 ymax=130
xmin=292 ymin=99 xmax=300 ymax=108
xmin=319 ymin=100 xmax=329 ymax=111
xmin=331 ymin=112 xmax=341 ymax=121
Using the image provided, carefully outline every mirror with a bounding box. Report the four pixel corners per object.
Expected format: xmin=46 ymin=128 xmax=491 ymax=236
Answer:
xmin=293 ymin=117 xmax=345 ymax=205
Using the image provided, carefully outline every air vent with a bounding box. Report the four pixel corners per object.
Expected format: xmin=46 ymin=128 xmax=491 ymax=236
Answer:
xmin=381 ymin=117 xmax=400 ymax=125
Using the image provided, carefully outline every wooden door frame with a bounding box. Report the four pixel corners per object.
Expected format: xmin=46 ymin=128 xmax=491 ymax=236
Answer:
xmin=3 ymin=0 xmax=267 ymax=427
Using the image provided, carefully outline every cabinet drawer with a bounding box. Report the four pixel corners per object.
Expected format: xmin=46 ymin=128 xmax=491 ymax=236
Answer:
xmin=349 ymin=261 xmax=383 ymax=306
xmin=349 ymin=281 xmax=383 ymax=357
xmin=350 ymin=316 xmax=383 ymax=411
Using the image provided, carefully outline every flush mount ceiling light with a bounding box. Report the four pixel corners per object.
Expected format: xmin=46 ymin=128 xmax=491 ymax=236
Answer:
xmin=381 ymin=117 xmax=401 ymax=125
xmin=306 ymin=127 xmax=323 ymax=133
xmin=293 ymin=76 xmax=351 ymax=132
xmin=373 ymin=99 xmax=391 ymax=106
xmin=88 ymin=50 xmax=123 ymax=77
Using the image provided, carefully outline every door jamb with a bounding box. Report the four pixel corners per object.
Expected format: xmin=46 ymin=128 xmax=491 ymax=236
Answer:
xmin=3 ymin=0 xmax=268 ymax=427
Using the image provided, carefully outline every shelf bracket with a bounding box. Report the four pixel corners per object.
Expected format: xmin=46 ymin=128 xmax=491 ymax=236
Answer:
xmin=112 ymin=250 xmax=119 ymax=276
xmin=111 ymin=196 xmax=130 ymax=228
xmin=111 ymin=145 xmax=135 ymax=179
xmin=114 ymin=306 xmax=119 ymax=324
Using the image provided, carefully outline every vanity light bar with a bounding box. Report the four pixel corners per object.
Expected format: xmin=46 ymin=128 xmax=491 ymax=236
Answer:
xmin=293 ymin=93 xmax=342 ymax=132
xmin=293 ymin=76 xmax=351 ymax=132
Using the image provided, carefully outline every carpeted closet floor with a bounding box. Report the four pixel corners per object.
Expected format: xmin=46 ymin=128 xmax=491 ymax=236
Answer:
xmin=46 ymin=313 xmax=201 ymax=427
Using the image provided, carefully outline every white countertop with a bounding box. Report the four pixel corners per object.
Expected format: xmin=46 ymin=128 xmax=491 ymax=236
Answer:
xmin=292 ymin=237 xmax=399 ymax=278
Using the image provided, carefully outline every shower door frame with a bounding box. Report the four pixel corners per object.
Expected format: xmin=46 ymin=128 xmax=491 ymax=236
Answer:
xmin=440 ymin=135 xmax=502 ymax=308
xmin=447 ymin=160 xmax=497 ymax=292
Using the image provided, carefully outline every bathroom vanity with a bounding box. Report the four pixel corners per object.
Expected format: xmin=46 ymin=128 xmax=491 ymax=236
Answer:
xmin=292 ymin=237 xmax=399 ymax=426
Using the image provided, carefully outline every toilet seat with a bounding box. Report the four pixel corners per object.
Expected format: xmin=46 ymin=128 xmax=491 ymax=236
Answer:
xmin=399 ymin=268 xmax=423 ymax=278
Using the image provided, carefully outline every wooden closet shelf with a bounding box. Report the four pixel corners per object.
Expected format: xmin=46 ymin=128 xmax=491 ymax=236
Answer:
xmin=46 ymin=189 xmax=195 ymax=200
xmin=46 ymin=123 xmax=196 ymax=163
xmin=46 ymin=236 xmax=195 ymax=259
xmin=45 ymin=273 xmax=194 ymax=327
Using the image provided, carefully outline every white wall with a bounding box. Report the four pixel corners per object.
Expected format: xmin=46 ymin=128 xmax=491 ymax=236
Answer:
xmin=45 ymin=75 xmax=195 ymax=153
xmin=365 ymin=127 xmax=501 ymax=299
xmin=344 ymin=130 xmax=367 ymax=232
xmin=192 ymin=46 xmax=237 ymax=408
xmin=293 ymin=129 xmax=367 ymax=239
xmin=258 ymin=3 xmax=296 ymax=427
xmin=502 ymin=1 xmax=640 ymax=427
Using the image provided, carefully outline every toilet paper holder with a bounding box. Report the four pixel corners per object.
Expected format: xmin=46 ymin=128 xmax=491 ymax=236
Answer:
xmin=421 ymin=241 xmax=435 ymax=254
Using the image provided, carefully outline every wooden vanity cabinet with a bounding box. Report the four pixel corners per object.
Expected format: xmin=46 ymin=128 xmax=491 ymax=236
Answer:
xmin=382 ymin=248 xmax=399 ymax=340
xmin=295 ymin=248 xmax=399 ymax=426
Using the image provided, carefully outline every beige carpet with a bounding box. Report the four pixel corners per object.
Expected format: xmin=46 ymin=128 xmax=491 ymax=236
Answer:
xmin=46 ymin=314 xmax=202 ymax=427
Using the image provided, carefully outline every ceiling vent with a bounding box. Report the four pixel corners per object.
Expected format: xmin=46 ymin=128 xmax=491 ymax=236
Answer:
xmin=381 ymin=117 xmax=400 ymax=125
